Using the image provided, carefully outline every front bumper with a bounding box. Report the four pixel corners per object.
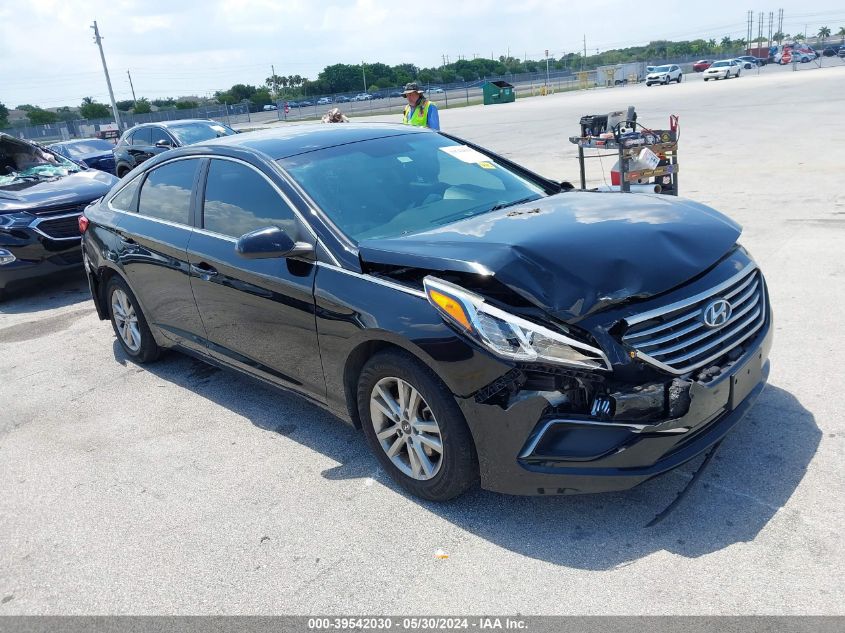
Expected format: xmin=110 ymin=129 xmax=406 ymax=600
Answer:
xmin=459 ymin=321 xmax=773 ymax=495
xmin=0 ymin=229 xmax=83 ymax=292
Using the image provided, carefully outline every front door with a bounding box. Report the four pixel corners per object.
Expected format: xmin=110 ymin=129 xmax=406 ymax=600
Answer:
xmin=187 ymin=157 xmax=324 ymax=401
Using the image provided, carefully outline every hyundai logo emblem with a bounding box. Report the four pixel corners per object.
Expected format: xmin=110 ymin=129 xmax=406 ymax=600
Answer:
xmin=702 ymin=299 xmax=732 ymax=328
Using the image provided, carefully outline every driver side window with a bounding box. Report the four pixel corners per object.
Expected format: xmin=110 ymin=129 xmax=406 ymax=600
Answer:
xmin=202 ymin=159 xmax=299 ymax=238
xmin=149 ymin=127 xmax=173 ymax=146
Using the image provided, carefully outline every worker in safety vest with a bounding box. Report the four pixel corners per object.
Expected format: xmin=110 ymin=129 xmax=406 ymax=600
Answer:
xmin=401 ymin=82 xmax=440 ymax=130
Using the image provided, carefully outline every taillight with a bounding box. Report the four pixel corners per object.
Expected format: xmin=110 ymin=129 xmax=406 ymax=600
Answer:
xmin=78 ymin=215 xmax=90 ymax=233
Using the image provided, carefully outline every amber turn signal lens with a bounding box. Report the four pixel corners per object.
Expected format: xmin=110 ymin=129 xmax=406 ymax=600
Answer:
xmin=428 ymin=289 xmax=473 ymax=332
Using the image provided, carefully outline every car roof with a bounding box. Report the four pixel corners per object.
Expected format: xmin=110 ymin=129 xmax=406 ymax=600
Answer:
xmin=188 ymin=123 xmax=432 ymax=160
xmin=128 ymin=119 xmax=223 ymax=131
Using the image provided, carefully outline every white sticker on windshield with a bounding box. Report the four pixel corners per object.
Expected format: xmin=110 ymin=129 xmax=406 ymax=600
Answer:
xmin=397 ymin=156 xmax=413 ymax=163
xmin=439 ymin=145 xmax=493 ymax=164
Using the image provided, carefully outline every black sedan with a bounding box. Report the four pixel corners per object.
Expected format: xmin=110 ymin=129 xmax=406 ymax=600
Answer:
xmin=113 ymin=119 xmax=237 ymax=177
xmin=81 ymin=124 xmax=772 ymax=500
xmin=47 ymin=138 xmax=117 ymax=174
xmin=1 ymin=133 xmax=118 ymax=300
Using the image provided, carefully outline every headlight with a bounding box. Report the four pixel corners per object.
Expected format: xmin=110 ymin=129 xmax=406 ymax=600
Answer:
xmin=0 ymin=212 xmax=36 ymax=230
xmin=423 ymin=276 xmax=611 ymax=370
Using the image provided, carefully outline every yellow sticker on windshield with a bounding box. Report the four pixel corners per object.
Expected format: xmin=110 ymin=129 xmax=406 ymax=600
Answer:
xmin=478 ymin=161 xmax=496 ymax=169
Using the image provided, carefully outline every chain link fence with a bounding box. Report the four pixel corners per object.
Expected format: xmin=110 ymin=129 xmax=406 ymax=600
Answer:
xmin=1 ymin=103 xmax=251 ymax=144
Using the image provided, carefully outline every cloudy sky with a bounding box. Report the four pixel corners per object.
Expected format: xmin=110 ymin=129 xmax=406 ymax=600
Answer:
xmin=2 ymin=0 xmax=844 ymax=109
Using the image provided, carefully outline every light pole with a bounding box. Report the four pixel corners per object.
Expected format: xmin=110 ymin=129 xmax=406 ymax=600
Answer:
xmin=362 ymin=61 xmax=367 ymax=93
xmin=545 ymin=49 xmax=550 ymax=91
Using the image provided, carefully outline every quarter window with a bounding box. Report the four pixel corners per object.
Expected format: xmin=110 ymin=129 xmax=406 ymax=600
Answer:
xmin=202 ymin=159 xmax=297 ymax=238
xmin=138 ymin=159 xmax=199 ymax=225
xmin=110 ymin=176 xmax=142 ymax=212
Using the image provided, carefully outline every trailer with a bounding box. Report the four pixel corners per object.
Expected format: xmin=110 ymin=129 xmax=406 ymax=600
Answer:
xmin=596 ymin=62 xmax=647 ymax=86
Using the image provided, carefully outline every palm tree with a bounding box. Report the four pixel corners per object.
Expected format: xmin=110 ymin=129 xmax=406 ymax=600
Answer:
xmin=818 ymin=26 xmax=831 ymax=46
xmin=772 ymin=31 xmax=784 ymax=44
xmin=82 ymin=96 xmax=94 ymax=106
xmin=838 ymin=27 xmax=845 ymax=44
xmin=720 ymin=36 xmax=732 ymax=51
xmin=794 ymin=33 xmax=805 ymax=43
xmin=707 ymin=38 xmax=717 ymax=52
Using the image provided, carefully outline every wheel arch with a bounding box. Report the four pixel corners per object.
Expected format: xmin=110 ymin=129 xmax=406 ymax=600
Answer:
xmin=342 ymin=335 xmax=449 ymax=429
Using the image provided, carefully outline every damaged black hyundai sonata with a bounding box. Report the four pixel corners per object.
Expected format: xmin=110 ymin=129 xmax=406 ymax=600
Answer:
xmin=81 ymin=124 xmax=772 ymax=500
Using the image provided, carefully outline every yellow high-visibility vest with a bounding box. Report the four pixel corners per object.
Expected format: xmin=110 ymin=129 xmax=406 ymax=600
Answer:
xmin=402 ymin=100 xmax=431 ymax=127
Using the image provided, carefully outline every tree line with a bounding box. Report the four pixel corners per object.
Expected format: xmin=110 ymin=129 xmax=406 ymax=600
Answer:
xmin=3 ymin=27 xmax=844 ymax=128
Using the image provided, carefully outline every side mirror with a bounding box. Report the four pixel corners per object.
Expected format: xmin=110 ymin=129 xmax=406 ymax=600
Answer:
xmin=235 ymin=226 xmax=314 ymax=260
xmin=155 ymin=139 xmax=173 ymax=149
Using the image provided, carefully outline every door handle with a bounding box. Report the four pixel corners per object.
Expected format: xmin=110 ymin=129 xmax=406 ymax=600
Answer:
xmin=191 ymin=262 xmax=218 ymax=277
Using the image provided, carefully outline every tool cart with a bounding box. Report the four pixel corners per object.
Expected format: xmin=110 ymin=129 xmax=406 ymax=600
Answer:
xmin=569 ymin=113 xmax=680 ymax=195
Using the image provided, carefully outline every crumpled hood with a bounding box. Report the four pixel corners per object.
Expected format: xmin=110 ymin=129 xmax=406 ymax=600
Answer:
xmin=358 ymin=192 xmax=741 ymax=321
xmin=0 ymin=169 xmax=118 ymax=213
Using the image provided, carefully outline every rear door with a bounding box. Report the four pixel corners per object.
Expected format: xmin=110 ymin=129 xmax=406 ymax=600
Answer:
xmin=115 ymin=157 xmax=207 ymax=351
xmin=186 ymin=157 xmax=324 ymax=401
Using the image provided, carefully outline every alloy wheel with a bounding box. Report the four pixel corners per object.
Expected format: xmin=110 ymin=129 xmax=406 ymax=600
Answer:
xmin=111 ymin=288 xmax=142 ymax=353
xmin=370 ymin=376 xmax=444 ymax=481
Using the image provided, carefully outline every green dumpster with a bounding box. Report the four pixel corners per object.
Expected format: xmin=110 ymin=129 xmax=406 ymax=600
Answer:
xmin=482 ymin=80 xmax=515 ymax=105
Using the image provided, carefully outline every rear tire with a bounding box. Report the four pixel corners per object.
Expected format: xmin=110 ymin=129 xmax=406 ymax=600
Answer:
xmin=357 ymin=350 xmax=478 ymax=501
xmin=677 ymin=74 xmax=683 ymax=83
xmin=106 ymin=276 xmax=160 ymax=363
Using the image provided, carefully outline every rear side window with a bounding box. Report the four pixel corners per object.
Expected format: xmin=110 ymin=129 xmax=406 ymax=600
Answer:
xmin=131 ymin=128 xmax=152 ymax=146
xmin=202 ymin=159 xmax=297 ymax=238
xmin=138 ymin=159 xmax=199 ymax=225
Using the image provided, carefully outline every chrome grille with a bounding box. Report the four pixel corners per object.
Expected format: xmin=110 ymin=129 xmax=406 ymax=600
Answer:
xmin=31 ymin=213 xmax=82 ymax=240
xmin=28 ymin=203 xmax=87 ymax=217
xmin=622 ymin=263 xmax=766 ymax=375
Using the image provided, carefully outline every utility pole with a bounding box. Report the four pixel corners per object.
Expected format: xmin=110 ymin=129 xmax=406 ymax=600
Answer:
xmin=768 ymin=12 xmax=774 ymax=48
xmin=127 ymin=70 xmax=137 ymax=106
xmin=90 ymin=21 xmax=122 ymax=129
xmin=582 ymin=34 xmax=587 ymax=72
xmin=747 ymin=10 xmax=753 ymax=53
xmin=778 ymin=8 xmax=784 ymax=43
xmin=361 ymin=61 xmax=367 ymax=93
xmin=758 ymin=12 xmax=763 ymax=49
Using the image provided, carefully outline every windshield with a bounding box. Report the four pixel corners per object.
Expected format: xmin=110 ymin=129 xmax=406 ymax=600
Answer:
xmin=653 ymin=65 xmax=672 ymax=72
xmin=1 ymin=137 xmax=82 ymax=188
xmin=168 ymin=122 xmax=236 ymax=145
xmin=279 ymin=133 xmax=547 ymax=242
xmin=60 ymin=139 xmax=114 ymax=156
xmin=712 ymin=61 xmax=730 ymax=67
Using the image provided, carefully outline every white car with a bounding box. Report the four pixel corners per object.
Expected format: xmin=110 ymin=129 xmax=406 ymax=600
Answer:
xmin=645 ymin=64 xmax=683 ymax=86
xmin=352 ymin=93 xmax=373 ymax=101
xmin=262 ymin=104 xmax=278 ymax=111
xmin=703 ymin=60 xmax=741 ymax=80
xmin=317 ymin=97 xmax=333 ymax=105
xmin=732 ymin=58 xmax=754 ymax=69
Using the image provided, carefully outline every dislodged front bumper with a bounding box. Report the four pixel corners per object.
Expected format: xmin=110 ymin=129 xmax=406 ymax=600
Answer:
xmin=458 ymin=320 xmax=773 ymax=496
xmin=0 ymin=229 xmax=83 ymax=293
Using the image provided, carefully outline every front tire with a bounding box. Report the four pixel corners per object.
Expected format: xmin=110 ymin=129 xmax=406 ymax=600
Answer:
xmin=357 ymin=350 xmax=478 ymax=501
xmin=107 ymin=276 xmax=160 ymax=363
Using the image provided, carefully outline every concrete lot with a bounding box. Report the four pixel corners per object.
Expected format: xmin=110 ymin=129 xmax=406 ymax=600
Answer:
xmin=1 ymin=64 xmax=843 ymax=615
